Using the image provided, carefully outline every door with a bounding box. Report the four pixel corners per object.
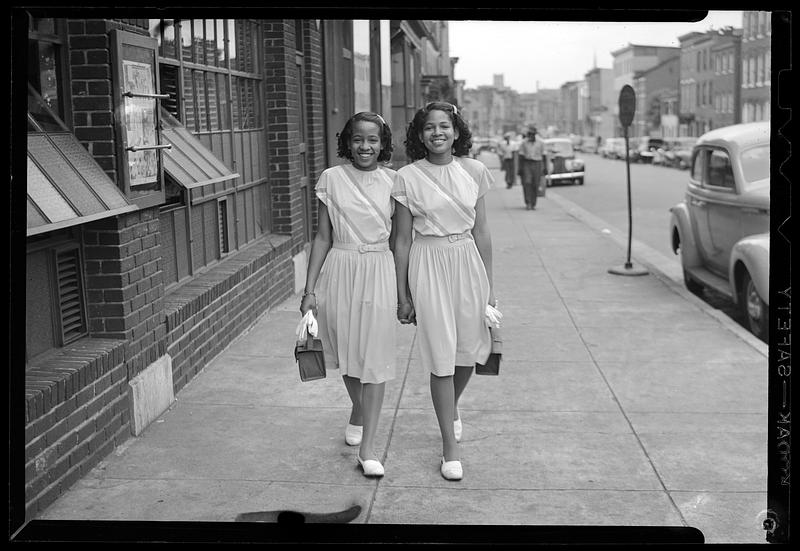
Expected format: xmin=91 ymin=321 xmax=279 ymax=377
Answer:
xmin=687 ymin=147 xmax=717 ymax=267
xmin=702 ymin=147 xmax=741 ymax=273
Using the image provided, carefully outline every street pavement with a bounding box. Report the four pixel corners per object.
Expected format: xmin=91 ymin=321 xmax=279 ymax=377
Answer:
xmin=33 ymin=165 xmax=769 ymax=544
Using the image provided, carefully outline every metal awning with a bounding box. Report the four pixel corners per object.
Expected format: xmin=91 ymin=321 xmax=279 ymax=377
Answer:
xmin=27 ymin=132 xmax=137 ymax=237
xmin=160 ymin=109 xmax=239 ymax=190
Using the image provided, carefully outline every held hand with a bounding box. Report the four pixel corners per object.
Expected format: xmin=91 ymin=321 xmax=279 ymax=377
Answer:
xmin=397 ymin=301 xmax=415 ymax=325
xmin=300 ymin=293 xmax=317 ymax=317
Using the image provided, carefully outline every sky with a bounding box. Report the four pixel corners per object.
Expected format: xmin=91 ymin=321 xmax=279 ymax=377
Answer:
xmin=449 ymin=11 xmax=745 ymax=93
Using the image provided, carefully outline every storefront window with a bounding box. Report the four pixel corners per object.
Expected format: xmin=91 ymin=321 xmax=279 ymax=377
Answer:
xmin=28 ymin=17 xmax=66 ymax=124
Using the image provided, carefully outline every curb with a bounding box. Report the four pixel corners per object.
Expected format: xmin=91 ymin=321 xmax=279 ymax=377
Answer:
xmin=546 ymin=191 xmax=768 ymax=358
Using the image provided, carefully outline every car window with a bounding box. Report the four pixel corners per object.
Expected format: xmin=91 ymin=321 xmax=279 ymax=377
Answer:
xmin=691 ymin=149 xmax=705 ymax=182
xmin=740 ymin=144 xmax=770 ymax=184
xmin=706 ymin=149 xmax=735 ymax=190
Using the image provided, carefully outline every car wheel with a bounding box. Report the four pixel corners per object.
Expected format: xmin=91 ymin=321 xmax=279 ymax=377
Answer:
xmin=740 ymin=270 xmax=768 ymax=342
xmin=577 ymin=177 xmax=584 ymax=185
xmin=683 ymin=269 xmax=703 ymax=296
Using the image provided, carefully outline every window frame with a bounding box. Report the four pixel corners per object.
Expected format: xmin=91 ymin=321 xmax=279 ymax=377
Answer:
xmin=703 ymin=147 xmax=736 ymax=192
xmin=27 ymin=16 xmax=72 ymax=129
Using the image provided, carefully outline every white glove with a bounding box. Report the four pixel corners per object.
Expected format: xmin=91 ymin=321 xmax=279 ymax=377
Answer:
xmin=485 ymin=304 xmax=503 ymax=328
xmin=296 ymin=310 xmax=319 ymax=340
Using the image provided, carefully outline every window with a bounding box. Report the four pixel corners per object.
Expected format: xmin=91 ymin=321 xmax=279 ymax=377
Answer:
xmin=741 ymin=144 xmax=770 ymax=184
xmin=149 ymin=19 xmax=269 ymax=288
xmin=691 ymin=148 xmax=705 ymax=182
xmin=766 ymin=51 xmax=771 ymax=84
xmin=706 ymin=149 xmax=735 ymax=190
xmin=28 ymin=16 xmax=69 ymax=126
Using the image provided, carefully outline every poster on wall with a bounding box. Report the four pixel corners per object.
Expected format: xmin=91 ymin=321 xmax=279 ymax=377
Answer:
xmin=123 ymin=60 xmax=158 ymax=187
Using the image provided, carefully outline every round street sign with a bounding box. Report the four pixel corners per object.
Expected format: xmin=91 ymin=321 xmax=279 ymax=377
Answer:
xmin=618 ymin=84 xmax=636 ymax=128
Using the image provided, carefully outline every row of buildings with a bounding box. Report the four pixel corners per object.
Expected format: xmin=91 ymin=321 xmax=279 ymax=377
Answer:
xmin=16 ymin=14 xmax=461 ymax=523
xmin=461 ymin=11 xmax=773 ymax=141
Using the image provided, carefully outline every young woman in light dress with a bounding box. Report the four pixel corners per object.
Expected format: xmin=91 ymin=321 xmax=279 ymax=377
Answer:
xmin=300 ymin=112 xmax=397 ymax=478
xmin=392 ymin=102 xmax=496 ymax=481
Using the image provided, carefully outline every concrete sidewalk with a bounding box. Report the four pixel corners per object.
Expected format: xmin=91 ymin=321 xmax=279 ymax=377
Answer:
xmin=35 ymin=168 xmax=769 ymax=544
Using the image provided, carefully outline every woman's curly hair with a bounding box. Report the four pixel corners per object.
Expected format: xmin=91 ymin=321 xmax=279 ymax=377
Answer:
xmin=404 ymin=102 xmax=473 ymax=161
xmin=336 ymin=112 xmax=393 ymax=162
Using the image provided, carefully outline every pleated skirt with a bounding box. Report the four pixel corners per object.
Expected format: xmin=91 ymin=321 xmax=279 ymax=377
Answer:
xmin=316 ymin=245 xmax=397 ymax=384
xmin=409 ymin=233 xmax=491 ymax=376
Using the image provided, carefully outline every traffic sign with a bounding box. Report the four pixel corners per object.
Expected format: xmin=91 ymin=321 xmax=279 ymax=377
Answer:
xmin=618 ymin=85 xmax=636 ymax=128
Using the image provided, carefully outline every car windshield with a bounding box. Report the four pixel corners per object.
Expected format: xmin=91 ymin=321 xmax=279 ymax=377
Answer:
xmin=740 ymin=144 xmax=770 ymax=184
xmin=546 ymin=141 xmax=573 ymax=156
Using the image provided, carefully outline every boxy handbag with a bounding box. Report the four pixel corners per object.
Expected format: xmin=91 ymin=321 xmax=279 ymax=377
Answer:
xmin=475 ymin=304 xmax=503 ymax=376
xmin=294 ymin=310 xmax=326 ymax=382
xmin=475 ymin=326 xmax=502 ymax=375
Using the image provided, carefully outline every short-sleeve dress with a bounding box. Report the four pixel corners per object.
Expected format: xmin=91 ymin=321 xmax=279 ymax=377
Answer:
xmin=392 ymin=156 xmax=493 ymax=376
xmin=315 ymin=163 xmax=397 ymax=384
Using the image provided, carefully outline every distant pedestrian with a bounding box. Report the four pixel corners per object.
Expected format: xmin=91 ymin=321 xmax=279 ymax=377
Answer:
xmin=496 ymin=132 xmax=516 ymax=188
xmin=518 ymin=124 xmax=546 ymax=210
xmin=392 ymin=101 xmax=496 ymax=481
xmin=300 ymin=112 xmax=397 ymax=478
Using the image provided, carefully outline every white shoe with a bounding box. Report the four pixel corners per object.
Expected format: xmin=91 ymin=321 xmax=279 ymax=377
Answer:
xmin=454 ymin=418 xmax=462 ymax=443
xmin=440 ymin=457 xmax=463 ymax=480
xmin=345 ymin=424 xmax=362 ymax=446
xmin=357 ymin=455 xmax=385 ymax=477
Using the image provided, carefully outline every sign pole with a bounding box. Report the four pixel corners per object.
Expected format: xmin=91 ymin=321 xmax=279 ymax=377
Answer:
xmin=609 ymin=85 xmax=648 ymax=277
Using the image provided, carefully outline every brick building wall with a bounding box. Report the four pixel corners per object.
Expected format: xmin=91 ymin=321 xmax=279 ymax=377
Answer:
xmin=23 ymin=17 xmax=325 ymax=520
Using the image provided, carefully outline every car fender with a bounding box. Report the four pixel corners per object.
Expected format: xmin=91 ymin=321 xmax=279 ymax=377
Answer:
xmin=669 ymin=202 xmax=701 ymax=268
xmin=729 ymin=233 xmax=770 ymax=306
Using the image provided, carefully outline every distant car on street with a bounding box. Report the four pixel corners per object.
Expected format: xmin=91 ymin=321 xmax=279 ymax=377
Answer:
xmin=599 ymin=137 xmax=628 ymax=160
xmin=634 ymin=136 xmax=665 ymax=164
xmin=543 ymin=138 xmax=585 ymax=186
xmin=669 ymin=122 xmax=770 ymax=341
xmin=470 ymin=136 xmax=499 ymax=158
xmin=666 ymin=137 xmax=698 ymax=169
xmin=579 ymin=135 xmax=599 ymax=154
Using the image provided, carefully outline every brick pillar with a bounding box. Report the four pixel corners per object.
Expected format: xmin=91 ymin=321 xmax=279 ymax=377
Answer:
xmin=67 ymin=19 xmax=117 ymax=181
xmin=83 ymin=208 xmax=167 ymax=381
xmin=263 ymin=20 xmax=306 ymax=240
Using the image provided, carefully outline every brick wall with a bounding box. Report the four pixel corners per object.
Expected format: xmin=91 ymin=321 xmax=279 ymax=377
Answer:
xmin=164 ymin=235 xmax=294 ymax=393
xmin=68 ymin=19 xmax=116 ymax=180
xmin=24 ymin=339 xmax=127 ymax=519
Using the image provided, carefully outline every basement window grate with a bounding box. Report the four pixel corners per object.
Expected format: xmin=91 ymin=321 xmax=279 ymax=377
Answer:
xmin=54 ymin=245 xmax=88 ymax=345
xmin=218 ymin=198 xmax=229 ymax=255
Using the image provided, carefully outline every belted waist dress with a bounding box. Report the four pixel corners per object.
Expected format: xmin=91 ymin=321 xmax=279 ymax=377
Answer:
xmin=315 ymin=164 xmax=397 ymax=384
xmin=392 ymin=156 xmax=493 ymax=376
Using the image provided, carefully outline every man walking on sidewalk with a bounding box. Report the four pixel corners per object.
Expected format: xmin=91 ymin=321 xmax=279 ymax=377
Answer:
xmin=497 ymin=132 xmax=516 ymax=189
xmin=518 ymin=125 xmax=545 ymax=210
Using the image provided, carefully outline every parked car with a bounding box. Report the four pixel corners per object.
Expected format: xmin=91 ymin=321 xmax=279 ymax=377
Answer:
xmin=470 ymin=136 xmax=499 ymax=158
xmin=599 ymin=137 xmax=626 ymax=159
xmin=669 ymin=122 xmax=770 ymax=341
xmin=666 ymin=137 xmax=698 ymax=169
xmin=634 ymin=136 xmax=665 ymax=164
xmin=543 ymin=138 xmax=585 ymax=186
xmin=579 ymin=135 xmax=600 ymax=154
